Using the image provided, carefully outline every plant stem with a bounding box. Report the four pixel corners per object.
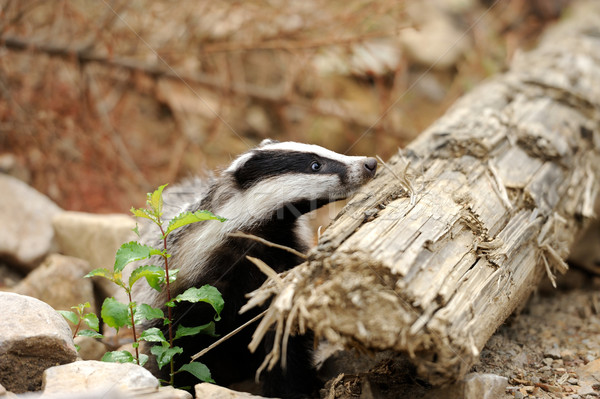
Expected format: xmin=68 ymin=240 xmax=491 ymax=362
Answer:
xmin=127 ymin=291 xmax=140 ymax=365
xmin=159 ymin=225 xmax=175 ymax=386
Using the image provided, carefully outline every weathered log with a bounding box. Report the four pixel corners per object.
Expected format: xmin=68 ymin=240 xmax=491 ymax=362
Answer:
xmin=244 ymin=1 xmax=600 ymax=386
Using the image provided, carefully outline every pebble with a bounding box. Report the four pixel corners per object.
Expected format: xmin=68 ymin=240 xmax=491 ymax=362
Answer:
xmin=568 ymin=377 xmax=579 ymax=384
xmin=543 ymin=357 xmax=554 ymax=366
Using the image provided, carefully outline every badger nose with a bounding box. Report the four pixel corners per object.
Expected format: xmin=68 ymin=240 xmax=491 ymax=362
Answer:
xmin=364 ymin=157 xmax=378 ymax=177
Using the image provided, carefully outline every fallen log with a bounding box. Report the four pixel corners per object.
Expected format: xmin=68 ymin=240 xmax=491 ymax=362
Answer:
xmin=244 ymin=1 xmax=600 ymax=385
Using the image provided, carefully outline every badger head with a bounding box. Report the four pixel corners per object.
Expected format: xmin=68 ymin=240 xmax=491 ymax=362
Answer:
xmin=222 ymin=139 xmax=377 ymax=225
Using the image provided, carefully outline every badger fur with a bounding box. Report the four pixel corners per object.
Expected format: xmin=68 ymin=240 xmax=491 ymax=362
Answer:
xmin=131 ymin=139 xmax=377 ymax=398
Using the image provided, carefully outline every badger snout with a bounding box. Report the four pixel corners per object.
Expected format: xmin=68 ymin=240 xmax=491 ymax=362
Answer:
xmin=363 ymin=157 xmax=377 ymax=177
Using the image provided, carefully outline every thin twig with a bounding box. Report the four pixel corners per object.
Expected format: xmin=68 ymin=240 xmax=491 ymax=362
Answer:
xmin=228 ymin=232 xmax=307 ymax=260
xmin=190 ymin=309 xmax=268 ymax=361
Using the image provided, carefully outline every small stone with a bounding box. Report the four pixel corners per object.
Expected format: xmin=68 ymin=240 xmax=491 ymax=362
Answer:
xmin=42 ymin=360 xmax=158 ymax=394
xmin=543 ymin=357 xmax=554 ymax=366
xmin=544 ymin=347 xmax=562 ymax=359
xmin=195 ymin=383 xmax=272 ymax=398
xmin=463 ymin=373 xmax=509 ymax=399
xmin=568 ymin=377 xmax=579 ymax=384
xmin=73 ymin=336 xmax=107 ymax=361
xmin=514 ymin=391 xmax=525 ymax=399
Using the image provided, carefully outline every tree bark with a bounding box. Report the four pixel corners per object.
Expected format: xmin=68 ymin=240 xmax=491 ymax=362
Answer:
xmin=245 ymin=1 xmax=600 ymax=385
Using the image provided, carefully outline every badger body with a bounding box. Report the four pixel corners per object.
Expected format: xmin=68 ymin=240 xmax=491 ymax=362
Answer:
xmin=133 ymin=140 xmax=377 ymax=398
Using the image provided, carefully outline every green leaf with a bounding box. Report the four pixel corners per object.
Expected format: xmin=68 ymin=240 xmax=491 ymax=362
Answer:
xmin=179 ymin=362 xmax=215 ymax=383
xmin=101 ymin=297 xmax=131 ymax=331
xmin=171 ymin=285 xmax=224 ymax=320
xmin=174 ymin=322 xmax=216 ymax=340
xmin=164 ymin=210 xmax=226 ymax=237
xmin=129 ymin=265 xmax=165 ymax=291
xmin=82 ymin=313 xmax=100 ymax=332
xmin=114 ymin=241 xmax=163 ymax=273
xmin=134 ymin=304 xmax=164 ymax=324
xmin=57 ymin=310 xmax=78 ymax=325
xmin=138 ymin=353 xmax=149 ymax=367
xmin=130 ymin=207 xmax=155 ymax=222
xmin=74 ymin=344 xmax=81 ymax=351
xmin=76 ymin=329 xmax=104 ymax=339
xmin=84 ymin=268 xmax=113 ymax=280
xmin=148 ymin=184 xmax=168 ymax=217
xmin=139 ymin=327 xmax=167 ymax=343
xmin=151 ymin=345 xmax=183 ymax=370
xmin=132 ymin=224 xmax=140 ymax=237
xmin=164 ymin=268 xmax=179 ymax=285
xmin=102 ymin=350 xmax=136 ymax=364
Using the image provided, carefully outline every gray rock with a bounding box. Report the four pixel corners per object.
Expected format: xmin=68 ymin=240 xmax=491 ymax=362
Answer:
xmin=0 ymin=175 xmax=62 ymax=270
xmin=73 ymin=336 xmax=106 ymax=361
xmin=10 ymin=254 xmax=95 ymax=328
xmin=42 ymin=360 xmax=158 ymax=394
xmin=52 ymin=211 xmax=137 ymax=296
xmin=195 ymin=383 xmax=275 ymax=399
xmin=0 ymin=292 xmax=77 ymax=393
xmin=423 ymin=372 xmax=508 ymax=399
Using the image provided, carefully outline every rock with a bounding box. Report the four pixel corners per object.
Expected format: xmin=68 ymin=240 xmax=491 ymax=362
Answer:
xmin=0 ymin=174 xmax=62 ymax=271
xmin=576 ymin=358 xmax=600 ymax=396
xmin=10 ymin=254 xmax=95 ymax=325
xmin=399 ymin=1 xmax=471 ymax=70
xmin=42 ymin=360 xmax=158 ymax=395
xmin=423 ymin=373 xmax=508 ymax=399
xmin=0 ymin=292 xmax=77 ymax=393
xmin=52 ymin=211 xmax=137 ymax=296
xmin=195 ymin=383 xmax=274 ymax=399
xmin=73 ymin=336 xmax=106 ymax=361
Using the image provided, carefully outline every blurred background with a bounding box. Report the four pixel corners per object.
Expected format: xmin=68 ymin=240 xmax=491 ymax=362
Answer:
xmin=0 ymin=0 xmax=572 ymax=214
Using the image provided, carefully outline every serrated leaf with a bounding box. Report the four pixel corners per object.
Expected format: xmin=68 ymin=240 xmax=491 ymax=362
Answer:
xmin=129 ymin=265 xmax=165 ymax=291
xmin=134 ymin=304 xmax=164 ymax=325
xmin=151 ymin=345 xmax=183 ymax=370
xmin=148 ymin=184 xmax=168 ymax=217
xmin=84 ymin=268 xmax=113 ymax=280
xmin=102 ymin=350 xmax=136 ymax=364
xmin=130 ymin=207 xmax=153 ymax=220
xmin=164 ymin=210 xmax=226 ymax=237
xmin=179 ymin=362 xmax=215 ymax=383
xmin=174 ymin=322 xmax=216 ymax=340
xmin=57 ymin=310 xmax=78 ymax=325
xmin=76 ymin=329 xmax=104 ymax=339
xmin=138 ymin=353 xmax=149 ymax=367
xmin=101 ymin=297 xmax=131 ymax=331
xmin=140 ymin=327 xmax=167 ymax=343
xmin=82 ymin=313 xmax=100 ymax=332
xmin=172 ymin=285 xmax=224 ymax=320
xmin=114 ymin=241 xmax=163 ymax=273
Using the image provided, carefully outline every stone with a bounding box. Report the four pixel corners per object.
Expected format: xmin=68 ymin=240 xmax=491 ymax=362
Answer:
xmin=0 ymin=292 xmax=77 ymax=393
xmin=195 ymin=383 xmax=274 ymax=399
xmin=0 ymin=174 xmax=62 ymax=271
xmin=73 ymin=336 xmax=106 ymax=361
xmin=398 ymin=1 xmax=471 ymax=70
xmin=42 ymin=360 xmax=158 ymax=395
xmin=423 ymin=373 xmax=508 ymax=399
xmin=576 ymin=358 xmax=600 ymax=396
xmin=52 ymin=211 xmax=137 ymax=296
xmin=10 ymin=254 xmax=95 ymax=327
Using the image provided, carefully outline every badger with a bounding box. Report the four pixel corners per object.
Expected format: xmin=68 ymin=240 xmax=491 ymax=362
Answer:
xmin=131 ymin=139 xmax=377 ymax=398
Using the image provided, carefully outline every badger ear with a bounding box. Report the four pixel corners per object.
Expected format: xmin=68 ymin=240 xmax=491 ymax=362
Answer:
xmin=259 ymin=139 xmax=279 ymax=147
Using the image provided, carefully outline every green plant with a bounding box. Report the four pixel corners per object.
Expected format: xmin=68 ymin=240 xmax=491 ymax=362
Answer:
xmin=76 ymin=184 xmax=225 ymax=386
xmin=58 ymin=302 xmax=103 ymax=351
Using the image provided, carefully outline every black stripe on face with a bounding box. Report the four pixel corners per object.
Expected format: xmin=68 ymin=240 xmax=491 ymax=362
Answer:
xmin=233 ymin=150 xmax=348 ymax=189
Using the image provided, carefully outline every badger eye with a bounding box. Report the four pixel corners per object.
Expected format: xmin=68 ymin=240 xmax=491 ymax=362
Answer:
xmin=311 ymin=161 xmax=322 ymax=171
